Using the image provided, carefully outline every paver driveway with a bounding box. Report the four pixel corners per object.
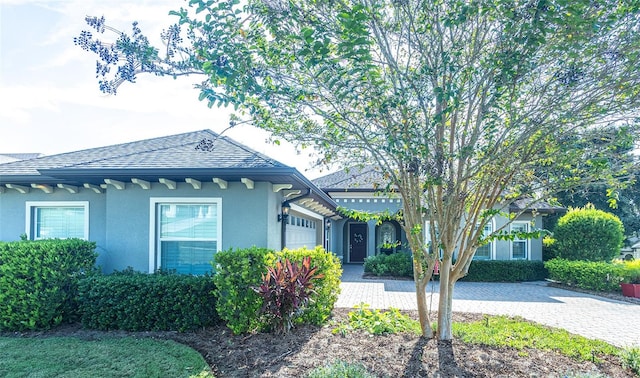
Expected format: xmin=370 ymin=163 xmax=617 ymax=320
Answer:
xmin=336 ymin=264 xmax=640 ymax=348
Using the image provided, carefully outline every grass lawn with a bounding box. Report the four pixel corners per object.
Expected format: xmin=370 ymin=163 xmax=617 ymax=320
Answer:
xmin=452 ymin=315 xmax=620 ymax=361
xmin=0 ymin=336 xmax=213 ymax=378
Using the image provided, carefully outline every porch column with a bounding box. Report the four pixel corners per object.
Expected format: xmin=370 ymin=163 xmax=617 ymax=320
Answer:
xmin=367 ymin=220 xmax=377 ymax=259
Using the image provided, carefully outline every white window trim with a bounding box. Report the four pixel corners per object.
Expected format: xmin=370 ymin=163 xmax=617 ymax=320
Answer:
xmin=25 ymin=201 xmax=90 ymax=240
xmin=149 ymin=197 xmax=222 ymax=273
xmin=510 ymin=221 xmax=530 ymax=260
xmin=424 ymin=221 xmax=431 ymax=246
xmin=475 ymin=219 xmax=495 ymax=260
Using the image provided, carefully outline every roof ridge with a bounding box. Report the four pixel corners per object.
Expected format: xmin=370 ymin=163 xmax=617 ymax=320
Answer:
xmin=45 ymin=130 xmax=217 ymax=169
xmin=215 ymin=132 xmax=289 ymax=168
xmin=317 ymin=165 xmax=377 ymax=187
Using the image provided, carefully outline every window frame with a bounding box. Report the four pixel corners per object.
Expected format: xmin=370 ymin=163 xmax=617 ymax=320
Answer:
xmin=149 ymin=197 xmax=222 ymax=273
xmin=510 ymin=221 xmax=530 ymax=260
xmin=474 ymin=219 xmax=495 ymax=260
xmin=25 ymin=201 xmax=89 ymax=240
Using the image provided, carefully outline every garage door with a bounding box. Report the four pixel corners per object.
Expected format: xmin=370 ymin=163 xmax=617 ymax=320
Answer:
xmin=286 ymin=214 xmax=318 ymax=249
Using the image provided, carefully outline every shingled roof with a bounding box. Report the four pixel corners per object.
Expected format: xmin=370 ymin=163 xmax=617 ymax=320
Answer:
xmin=0 ymin=153 xmax=41 ymax=164
xmin=312 ymin=165 xmax=387 ymax=191
xmin=0 ymin=130 xmax=285 ymax=179
xmin=0 ymin=129 xmax=338 ymax=217
xmin=313 ymin=165 xmax=564 ymax=214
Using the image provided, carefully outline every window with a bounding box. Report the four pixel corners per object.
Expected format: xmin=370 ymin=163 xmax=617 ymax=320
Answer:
xmin=377 ymin=222 xmax=397 ymax=254
xmin=474 ymin=222 xmax=493 ymax=260
xmin=150 ymin=198 xmax=221 ymax=275
xmin=424 ymin=221 xmax=431 ymax=246
xmin=424 ymin=221 xmax=442 ymax=256
xmin=511 ymin=222 xmax=529 ymax=260
xmin=26 ymin=201 xmax=89 ymax=240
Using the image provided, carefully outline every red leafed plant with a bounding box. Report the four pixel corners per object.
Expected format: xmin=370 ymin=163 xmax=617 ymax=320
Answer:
xmin=254 ymin=257 xmax=324 ymax=334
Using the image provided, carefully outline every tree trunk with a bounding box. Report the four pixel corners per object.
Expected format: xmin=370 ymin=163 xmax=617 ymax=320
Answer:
xmin=437 ymin=258 xmax=455 ymax=340
xmin=414 ymin=274 xmax=433 ymax=338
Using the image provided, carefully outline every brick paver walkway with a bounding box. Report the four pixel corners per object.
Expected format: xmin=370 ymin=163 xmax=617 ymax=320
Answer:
xmin=336 ymin=264 xmax=640 ymax=348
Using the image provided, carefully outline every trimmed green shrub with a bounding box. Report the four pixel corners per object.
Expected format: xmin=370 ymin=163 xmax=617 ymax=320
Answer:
xmin=542 ymin=235 xmax=558 ymax=261
xmin=545 ymin=258 xmax=625 ymax=291
xmin=364 ymin=252 xmax=413 ymax=278
xmin=553 ymin=204 xmax=624 ymax=262
xmin=0 ymin=239 xmax=97 ymax=331
xmin=78 ymin=270 xmax=218 ymax=331
xmin=212 ymin=246 xmax=276 ymax=334
xmin=621 ymin=259 xmax=640 ymax=284
xmin=276 ymin=247 xmax=342 ymax=326
xmin=462 ymin=260 xmax=547 ymax=282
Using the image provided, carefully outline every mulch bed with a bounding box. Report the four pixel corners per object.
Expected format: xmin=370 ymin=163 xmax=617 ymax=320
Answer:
xmin=3 ymin=308 xmax=636 ymax=378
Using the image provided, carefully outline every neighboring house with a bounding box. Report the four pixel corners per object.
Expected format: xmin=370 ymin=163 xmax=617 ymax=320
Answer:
xmin=313 ymin=166 xmax=561 ymax=264
xmin=622 ymin=243 xmax=640 ymax=260
xmin=0 ymin=130 xmax=339 ymax=274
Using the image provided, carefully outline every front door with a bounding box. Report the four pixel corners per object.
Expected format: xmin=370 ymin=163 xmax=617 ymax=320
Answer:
xmin=349 ymin=223 xmax=367 ymax=263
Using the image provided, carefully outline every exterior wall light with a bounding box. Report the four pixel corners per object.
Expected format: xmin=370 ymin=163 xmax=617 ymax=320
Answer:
xmin=278 ymin=201 xmax=291 ymax=222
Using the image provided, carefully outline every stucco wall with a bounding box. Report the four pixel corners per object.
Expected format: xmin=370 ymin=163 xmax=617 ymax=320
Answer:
xmin=328 ymin=195 xmax=404 ymax=263
xmin=101 ymin=180 xmax=276 ymax=272
xmin=493 ymin=213 xmax=543 ymax=260
xmin=0 ymin=189 xmax=107 ymax=266
xmin=0 ymin=181 xmax=279 ymax=273
xmin=327 ymin=193 xmax=545 ymax=262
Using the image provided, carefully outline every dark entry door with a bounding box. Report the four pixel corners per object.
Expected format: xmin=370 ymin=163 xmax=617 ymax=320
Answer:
xmin=349 ymin=223 xmax=367 ymax=263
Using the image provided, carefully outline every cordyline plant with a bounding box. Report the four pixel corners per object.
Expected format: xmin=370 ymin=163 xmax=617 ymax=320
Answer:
xmin=76 ymin=0 xmax=640 ymax=340
xmin=254 ymin=257 xmax=323 ymax=334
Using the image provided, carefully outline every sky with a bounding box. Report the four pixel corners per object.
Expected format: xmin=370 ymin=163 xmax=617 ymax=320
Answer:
xmin=0 ymin=0 xmax=328 ymax=178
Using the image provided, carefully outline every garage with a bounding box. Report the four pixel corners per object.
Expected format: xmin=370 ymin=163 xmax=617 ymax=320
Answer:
xmin=285 ymin=213 xmax=320 ymax=249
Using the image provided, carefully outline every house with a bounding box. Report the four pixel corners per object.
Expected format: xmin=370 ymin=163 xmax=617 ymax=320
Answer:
xmin=313 ymin=166 xmax=560 ymax=263
xmin=621 ymin=243 xmax=640 ymax=260
xmin=0 ymin=130 xmax=339 ymax=274
xmin=0 ymin=131 xmax=561 ymax=273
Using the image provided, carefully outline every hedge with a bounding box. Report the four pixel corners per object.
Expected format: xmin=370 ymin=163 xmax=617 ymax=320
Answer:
xmin=364 ymin=253 xmax=546 ymax=282
xmin=462 ymin=260 xmax=548 ymax=282
xmin=545 ymin=258 xmax=625 ymax=292
xmin=78 ymin=270 xmax=218 ymax=331
xmin=0 ymin=239 xmax=97 ymax=331
xmin=364 ymin=252 xmax=414 ymax=278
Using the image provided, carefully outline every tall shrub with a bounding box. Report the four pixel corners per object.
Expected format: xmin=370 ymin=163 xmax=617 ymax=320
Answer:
xmin=212 ymin=246 xmax=342 ymax=334
xmin=553 ymin=204 xmax=624 ymax=261
xmin=277 ymin=247 xmax=342 ymax=325
xmin=254 ymin=257 xmax=323 ymax=334
xmin=212 ymin=247 xmax=276 ymax=334
xmin=0 ymin=239 xmax=97 ymax=330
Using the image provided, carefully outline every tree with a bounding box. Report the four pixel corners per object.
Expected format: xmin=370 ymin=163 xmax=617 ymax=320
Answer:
xmin=548 ymin=128 xmax=640 ymax=237
xmin=553 ymin=181 xmax=640 ymax=238
xmin=75 ymin=0 xmax=640 ymax=340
